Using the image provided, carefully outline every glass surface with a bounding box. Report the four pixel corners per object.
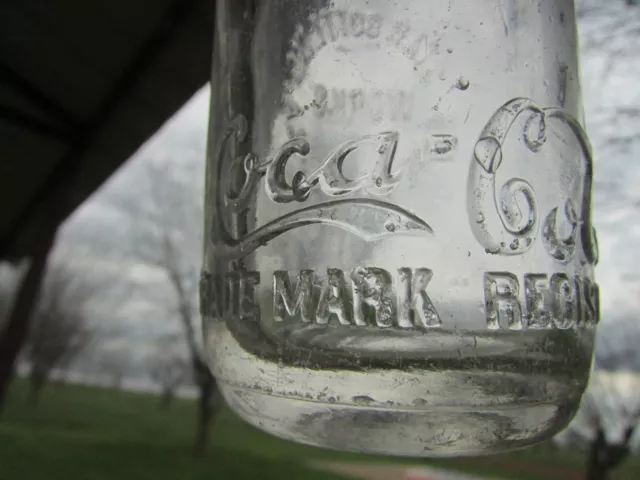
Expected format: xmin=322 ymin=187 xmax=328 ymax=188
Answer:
xmin=202 ymin=0 xmax=599 ymax=457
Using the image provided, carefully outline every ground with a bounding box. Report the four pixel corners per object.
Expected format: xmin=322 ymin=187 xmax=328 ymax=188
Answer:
xmin=0 ymin=381 xmax=638 ymax=480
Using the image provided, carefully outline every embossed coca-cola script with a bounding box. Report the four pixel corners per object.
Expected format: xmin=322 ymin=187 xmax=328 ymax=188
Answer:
xmin=213 ymin=115 xmax=432 ymax=259
xmin=468 ymin=98 xmax=598 ymax=265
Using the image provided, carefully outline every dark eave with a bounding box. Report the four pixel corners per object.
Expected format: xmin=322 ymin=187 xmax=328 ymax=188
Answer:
xmin=0 ymin=0 xmax=213 ymax=259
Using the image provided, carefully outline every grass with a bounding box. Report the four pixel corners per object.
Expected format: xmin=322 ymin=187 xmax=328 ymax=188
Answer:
xmin=0 ymin=380 xmax=351 ymax=480
xmin=0 ymin=380 xmax=638 ymax=480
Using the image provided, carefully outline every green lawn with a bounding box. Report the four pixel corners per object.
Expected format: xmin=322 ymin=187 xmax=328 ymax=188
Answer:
xmin=0 ymin=380 xmax=638 ymax=480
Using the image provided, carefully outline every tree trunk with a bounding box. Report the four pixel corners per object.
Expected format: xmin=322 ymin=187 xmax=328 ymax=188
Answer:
xmin=0 ymin=231 xmax=55 ymax=415
xmin=160 ymin=387 xmax=174 ymax=409
xmin=586 ymin=426 xmax=635 ymax=480
xmin=587 ymin=428 xmax=610 ymax=480
xmin=28 ymin=367 xmax=48 ymax=407
xmin=111 ymin=375 xmax=124 ymax=391
xmin=192 ymin=357 xmax=217 ymax=458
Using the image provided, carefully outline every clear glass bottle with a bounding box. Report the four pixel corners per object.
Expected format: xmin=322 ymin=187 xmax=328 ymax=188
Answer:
xmin=202 ymin=0 xmax=599 ymax=456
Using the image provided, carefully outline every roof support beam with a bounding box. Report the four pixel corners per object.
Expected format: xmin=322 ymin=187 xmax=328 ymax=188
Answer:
xmin=0 ymin=62 xmax=82 ymax=131
xmin=0 ymin=105 xmax=75 ymax=142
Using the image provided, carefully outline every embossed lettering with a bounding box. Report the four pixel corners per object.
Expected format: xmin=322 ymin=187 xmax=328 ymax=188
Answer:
xmin=349 ymin=88 xmax=365 ymax=112
xmin=265 ymin=130 xmax=402 ymax=203
xmin=320 ymin=9 xmax=346 ymax=42
xmin=484 ymin=272 xmax=523 ymax=330
xmin=468 ymin=98 xmax=597 ymax=264
xmin=210 ymin=274 xmax=224 ymax=318
xmin=550 ymin=273 xmax=575 ymax=329
xmin=484 ymin=271 xmax=599 ymax=330
xmin=543 ymin=200 xmax=578 ymax=263
xmin=387 ymin=19 xmax=410 ymax=47
xmin=579 ymin=277 xmax=600 ymax=327
xmin=223 ymin=272 xmax=240 ymax=319
xmin=206 ymin=271 xmax=260 ymax=321
xmin=410 ymin=268 xmax=442 ymax=328
xmin=316 ymin=269 xmax=351 ymax=325
xmin=324 ymin=87 xmax=346 ymax=116
xmin=429 ymin=134 xmax=458 ymax=160
xmin=309 ymin=9 xmax=421 ymax=53
xmin=286 ymin=7 xmax=429 ymax=93
xmin=406 ymin=33 xmax=429 ymax=65
xmin=351 ymin=267 xmax=394 ymax=327
xmin=397 ymin=268 xmax=413 ymax=328
xmin=524 ymin=274 xmax=550 ymax=329
xmin=238 ymin=271 xmax=260 ymax=320
xmin=350 ymin=11 xmax=366 ymax=37
xmin=313 ymin=84 xmax=414 ymax=121
xmin=213 ymin=112 xmax=435 ymax=259
xmin=269 ymin=267 xmax=441 ymax=329
xmin=199 ymin=271 xmax=214 ymax=317
xmin=365 ymin=14 xmax=383 ymax=39
xmin=273 ymin=270 xmax=314 ymax=323
xmin=201 ymin=268 xmax=598 ymax=332
xmin=395 ymin=268 xmax=444 ymax=329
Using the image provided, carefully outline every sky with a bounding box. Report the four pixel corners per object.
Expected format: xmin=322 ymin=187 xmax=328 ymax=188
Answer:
xmin=1 ymin=0 xmax=638 ymax=427
xmin=38 ymin=88 xmax=212 ymax=381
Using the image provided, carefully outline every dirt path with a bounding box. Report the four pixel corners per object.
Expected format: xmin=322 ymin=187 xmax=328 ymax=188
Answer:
xmin=309 ymin=457 xmax=635 ymax=480
xmin=451 ymin=457 xmax=584 ymax=480
xmin=309 ymin=460 xmax=503 ymax=480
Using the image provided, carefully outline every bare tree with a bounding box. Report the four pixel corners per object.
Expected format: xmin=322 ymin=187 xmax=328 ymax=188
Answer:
xmin=0 ymin=263 xmax=22 ymax=329
xmin=557 ymin=369 xmax=640 ymax=480
xmin=22 ymin=259 xmax=97 ymax=404
xmin=120 ymin=158 xmax=219 ymax=457
xmin=147 ymin=334 xmax=189 ymax=409
xmin=0 ymin=233 xmax=55 ymax=415
xmin=98 ymin=348 xmax=132 ymax=390
xmin=582 ymin=372 xmax=640 ymax=480
xmin=0 ymin=268 xmax=17 ymax=383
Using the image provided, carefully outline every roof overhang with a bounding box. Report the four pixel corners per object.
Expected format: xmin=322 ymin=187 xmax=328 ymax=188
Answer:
xmin=0 ymin=0 xmax=213 ymax=259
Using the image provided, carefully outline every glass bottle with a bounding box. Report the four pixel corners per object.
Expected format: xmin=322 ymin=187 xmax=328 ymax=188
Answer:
xmin=202 ymin=0 xmax=599 ymax=456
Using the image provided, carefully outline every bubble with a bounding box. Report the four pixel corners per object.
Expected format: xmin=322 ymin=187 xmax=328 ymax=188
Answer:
xmin=375 ymin=177 xmax=383 ymax=187
xmin=352 ymin=395 xmax=375 ymax=406
xmin=378 ymin=145 xmax=387 ymax=154
xmin=510 ymin=239 xmax=520 ymax=250
xmin=430 ymin=135 xmax=457 ymax=157
xmin=384 ymin=221 xmax=397 ymax=232
xmin=456 ymin=77 xmax=470 ymax=90
xmin=475 ymin=212 xmax=485 ymax=223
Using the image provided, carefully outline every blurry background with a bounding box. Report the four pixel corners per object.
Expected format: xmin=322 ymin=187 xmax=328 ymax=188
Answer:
xmin=1 ymin=0 xmax=640 ymax=479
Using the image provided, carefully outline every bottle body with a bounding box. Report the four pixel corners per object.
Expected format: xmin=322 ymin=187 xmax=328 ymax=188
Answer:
xmin=202 ymin=0 xmax=598 ymax=456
